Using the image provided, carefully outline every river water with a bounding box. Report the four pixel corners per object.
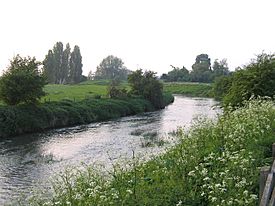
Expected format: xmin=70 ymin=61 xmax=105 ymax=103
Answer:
xmin=0 ymin=96 xmax=220 ymax=205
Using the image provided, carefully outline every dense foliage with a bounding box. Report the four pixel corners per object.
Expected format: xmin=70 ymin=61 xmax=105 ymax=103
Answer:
xmin=94 ymin=55 xmax=131 ymax=80
xmin=128 ymin=69 xmax=165 ymax=109
xmin=0 ymin=97 xmax=154 ymax=138
xmin=43 ymin=42 xmax=83 ymax=84
xmin=213 ymin=53 xmax=275 ymax=107
xmin=0 ymin=55 xmax=46 ymax=105
xmin=190 ymin=54 xmax=212 ymax=82
xmin=160 ymin=65 xmax=189 ymax=82
xmin=107 ymin=79 xmax=128 ymax=98
xmin=29 ymin=99 xmax=275 ymax=206
xmin=161 ymin=54 xmax=229 ymax=83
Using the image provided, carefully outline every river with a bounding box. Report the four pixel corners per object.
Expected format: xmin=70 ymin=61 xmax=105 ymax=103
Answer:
xmin=0 ymin=96 xmax=220 ymax=205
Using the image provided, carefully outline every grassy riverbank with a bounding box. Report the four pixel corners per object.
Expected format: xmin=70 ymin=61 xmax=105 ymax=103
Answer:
xmin=42 ymin=81 xmax=212 ymax=103
xmin=164 ymin=82 xmax=213 ymax=97
xmin=29 ymin=99 xmax=275 ymax=205
xmin=43 ymin=80 xmax=114 ymax=102
xmin=0 ymin=93 xmax=174 ymax=138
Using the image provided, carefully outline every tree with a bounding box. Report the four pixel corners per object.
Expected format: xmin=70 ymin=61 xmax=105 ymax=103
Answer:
xmin=165 ymin=65 xmax=189 ymax=82
xmin=107 ymin=79 xmax=127 ymax=98
xmin=53 ymin=42 xmax=64 ymax=84
xmin=62 ymin=43 xmax=71 ymax=83
xmin=212 ymin=59 xmax=230 ymax=79
xmin=0 ymin=55 xmax=46 ymax=105
xmin=222 ymin=53 xmax=275 ymax=107
xmin=127 ymin=69 xmax=144 ymax=95
xmin=128 ymin=69 xmax=164 ymax=109
xmin=94 ymin=55 xmax=130 ymax=80
xmin=69 ymin=45 xmax=83 ymax=83
xmin=43 ymin=50 xmax=55 ymax=83
xmin=87 ymin=70 xmax=94 ymax=80
xmin=43 ymin=42 xmax=83 ymax=84
xmin=190 ymin=54 xmax=212 ymax=82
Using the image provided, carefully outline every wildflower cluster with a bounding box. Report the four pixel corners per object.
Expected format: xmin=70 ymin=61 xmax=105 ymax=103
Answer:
xmin=182 ymin=99 xmax=274 ymax=205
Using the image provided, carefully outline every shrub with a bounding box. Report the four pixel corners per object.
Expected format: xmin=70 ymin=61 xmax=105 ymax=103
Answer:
xmin=222 ymin=53 xmax=275 ymax=107
xmin=0 ymin=55 xmax=46 ymax=105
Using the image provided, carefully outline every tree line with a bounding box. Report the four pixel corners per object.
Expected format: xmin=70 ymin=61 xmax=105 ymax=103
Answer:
xmin=43 ymin=42 xmax=83 ymax=84
xmin=161 ymin=54 xmax=230 ymax=83
xmin=0 ymin=42 xmax=274 ymax=109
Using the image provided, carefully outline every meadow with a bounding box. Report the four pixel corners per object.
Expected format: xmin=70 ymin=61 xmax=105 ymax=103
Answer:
xmin=163 ymin=82 xmax=213 ymax=97
xmin=42 ymin=81 xmax=212 ymax=103
xmin=43 ymin=80 xmax=111 ymax=102
xmin=28 ymin=99 xmax=275 ymax=205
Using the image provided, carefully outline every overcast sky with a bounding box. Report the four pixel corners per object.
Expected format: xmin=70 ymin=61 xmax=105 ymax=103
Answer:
xmin=0 ymin=0 xmax=274 ymax=75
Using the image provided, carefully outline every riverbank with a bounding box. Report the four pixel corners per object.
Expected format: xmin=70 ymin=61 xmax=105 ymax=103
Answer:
xmin=0 ymin=93 xmax=174 ymax=138
xmin=29 ymin=99 xmax=275 ymax=205
xmin=164 ymin=82 xmax=213 ymax=97
xmin=42 ymin=81 xmax=212 ymax=102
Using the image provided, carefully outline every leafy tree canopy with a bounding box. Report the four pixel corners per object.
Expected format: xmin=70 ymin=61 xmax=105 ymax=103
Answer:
xmin=43 ymin=42 xmax=83 ymax=84
xmin=212 ymin=59 xmax=230 ymax=77
xmin=94 ymin=55 xmax=131 ymax=80
xmin=218 ymin=53 xmax=275 ymax=107
xmin=161 ymin=65 xmax=189 ymax=82
xmin=0 ymin=55 xmax=46 ymax=105
xmin=128 ymin=69 xmax=164 ymax=109
xmin=190 ymin=54 xmax=212 ymax=82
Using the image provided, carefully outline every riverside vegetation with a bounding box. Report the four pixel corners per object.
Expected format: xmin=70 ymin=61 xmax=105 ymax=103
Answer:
xmin=163 ymin=82 xmax=212 ymax=97
xmin=0 ymin=78 xmax=209 ymax=138
xmin=0 ymin=68 xmax=174 ymax=138
xmin=0 ymin=95 xmax=172 ymax=138
xmin=28 ymin=99 xmax=275 ymax=206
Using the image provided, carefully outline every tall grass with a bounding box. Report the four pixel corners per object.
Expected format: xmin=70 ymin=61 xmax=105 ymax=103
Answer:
xmin=28 ymin=99 xmax=275 ymax=206
xmin=1 ymin=96 xmax=172 ymax=138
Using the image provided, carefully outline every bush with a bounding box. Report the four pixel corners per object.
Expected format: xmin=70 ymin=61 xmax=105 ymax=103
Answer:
xmin=0 ymin=55 xmax=46 ymax=105
xmin=221 ymin=53 xmax=275 ymax=107
xmin=128 ymin=70 xmax=165 ymax=109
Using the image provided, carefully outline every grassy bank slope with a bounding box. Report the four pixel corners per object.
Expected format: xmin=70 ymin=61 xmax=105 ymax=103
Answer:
xmin=43 ymin=80 xmax=109 ymax=102
xmin=43 ymin=80 xmax=130 ymax=102
xmin=30 ymin=99 xmax=275 ymax=205
xmin=164 ymin=82 xmax=212 ymax=97
xmin=0 ymin=93 xmax=174 ymax=138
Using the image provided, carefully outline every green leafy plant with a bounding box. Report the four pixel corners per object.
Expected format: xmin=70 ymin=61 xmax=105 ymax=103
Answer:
xmin=0 ymin=55 xmax=46 ymax=105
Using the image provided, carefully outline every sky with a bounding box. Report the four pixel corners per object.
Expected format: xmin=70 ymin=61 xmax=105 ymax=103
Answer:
xmin=0 ymin=0 xmax=275 ymax=76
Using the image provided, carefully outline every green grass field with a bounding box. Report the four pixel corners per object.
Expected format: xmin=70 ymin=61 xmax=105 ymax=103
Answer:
xmin=42 ymin=81 xmax=212 ymax=103
xmin=43 ymin=83 xmax=108 ymax=102
xmin=163 ymin=82 xmax=213 ymax=97
xmin=43 ymin=80 xmax=130 ymax=102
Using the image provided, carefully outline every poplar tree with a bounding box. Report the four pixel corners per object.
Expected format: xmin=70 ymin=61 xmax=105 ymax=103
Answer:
xmin=43 ymin=50 xmax=55 ymax=83
xmin=61 ymin=43 xmax=71 ymax=83
xmin=52 ymin=42 xmax=63 ymax=84
xmin=43 ymin=42 xmax=83 ymax=84
xmin=69 ymin=45 xmax=83 ymax=83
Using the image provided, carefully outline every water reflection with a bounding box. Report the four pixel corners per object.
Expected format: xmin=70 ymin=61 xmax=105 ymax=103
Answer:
xmin=0 ymin=96 xmax=220 ymax=205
